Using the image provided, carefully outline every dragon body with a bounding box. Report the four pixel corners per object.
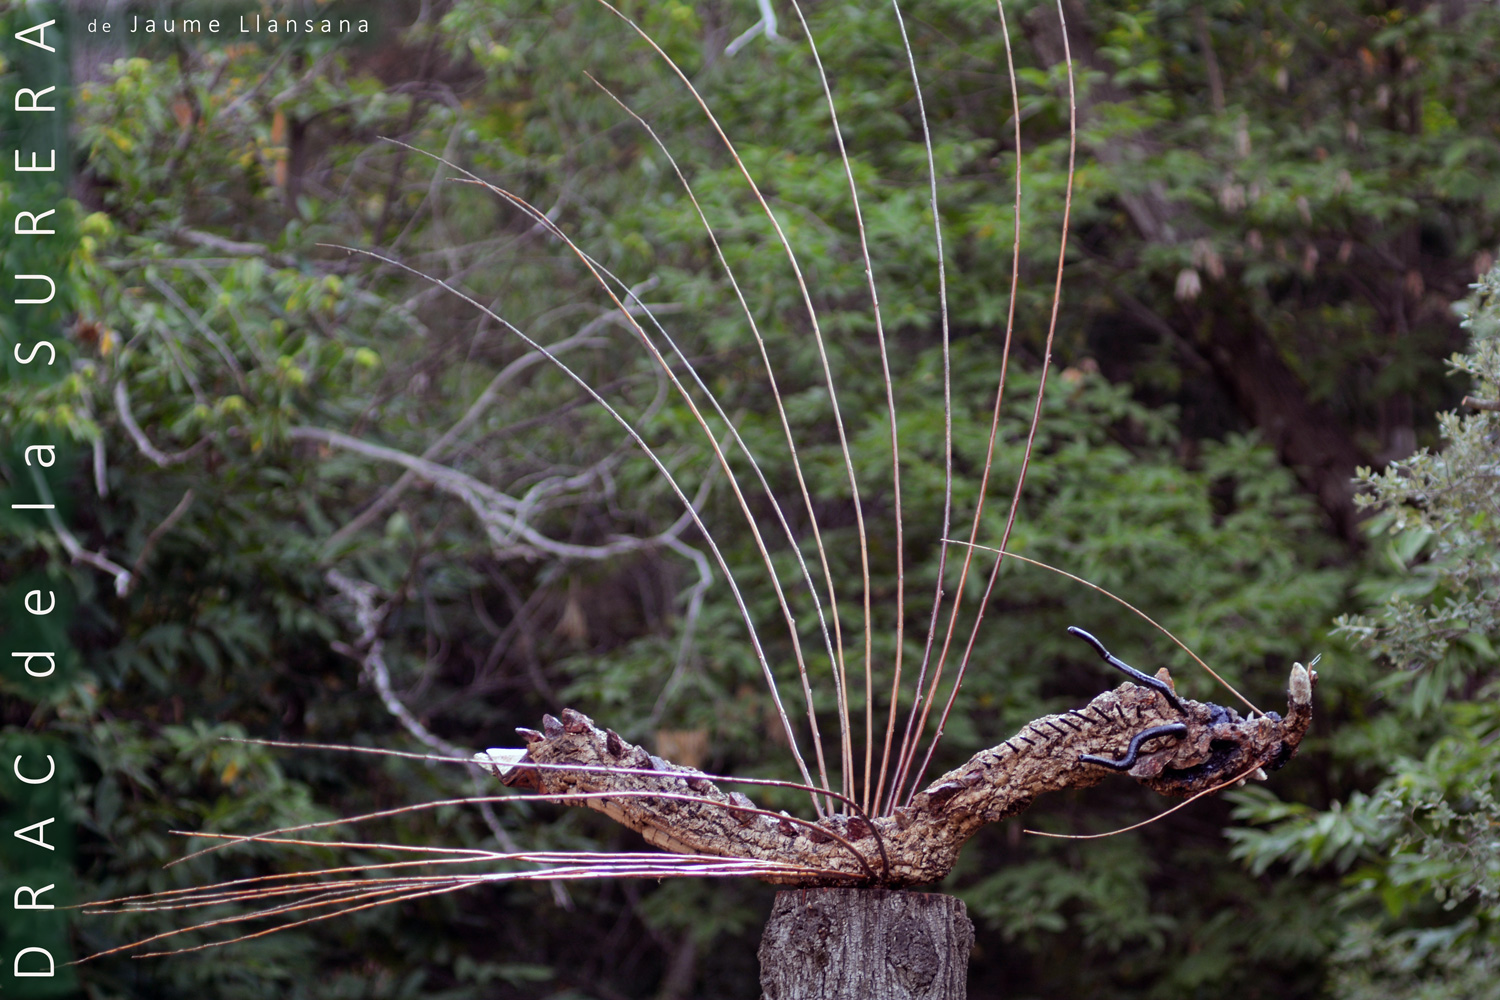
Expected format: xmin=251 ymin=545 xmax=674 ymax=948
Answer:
xmin=478 ymin=660 xmax=1315 ymax=887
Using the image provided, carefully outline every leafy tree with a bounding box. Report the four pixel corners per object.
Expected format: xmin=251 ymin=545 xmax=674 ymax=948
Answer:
xmin=3 ymin=2 xmax=1496 ymax=997
xmin=1017 ymin=0 xmax=1500 ymax=542
xmin=1230 ymin=263 xmax=1500 ymax=999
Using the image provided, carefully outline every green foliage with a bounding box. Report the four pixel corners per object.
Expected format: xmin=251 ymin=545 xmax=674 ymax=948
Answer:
xmin=3 ymin=1 xmax=1497 ymax=997
xmin=1229 ymin=264 xmax=1500 ymax=998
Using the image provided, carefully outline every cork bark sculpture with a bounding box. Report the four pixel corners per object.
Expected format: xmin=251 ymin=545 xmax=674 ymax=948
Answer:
xmin=477 ymin=638 xmax=1316 ymax=888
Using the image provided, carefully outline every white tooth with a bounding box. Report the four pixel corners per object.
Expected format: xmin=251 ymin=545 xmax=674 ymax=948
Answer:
xmin=1253 ymin=768 xmax=1268 ymax=781
xmin=476 ymin=747 xmax=527 ymax=778
xmin=1289 ymin=662 xmax=1312 ymax=706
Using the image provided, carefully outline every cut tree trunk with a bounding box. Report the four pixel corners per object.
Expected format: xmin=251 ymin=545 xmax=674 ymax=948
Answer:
xmin=758 ymin=888 xmax=973 ymax=1000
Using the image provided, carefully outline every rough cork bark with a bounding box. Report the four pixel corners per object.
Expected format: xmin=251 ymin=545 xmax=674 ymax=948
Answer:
xmin=758 ymin=889 xmax=973 ymax=1000
xmin=476 ymin=661 xmax=1316 ymax=888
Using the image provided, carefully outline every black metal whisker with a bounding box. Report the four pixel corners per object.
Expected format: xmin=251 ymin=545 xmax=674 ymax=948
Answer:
xmin=1078 ymin=723 xmax=1188 ymax=772
xmin=1068 ymin=627 xmax=1185 ymax=713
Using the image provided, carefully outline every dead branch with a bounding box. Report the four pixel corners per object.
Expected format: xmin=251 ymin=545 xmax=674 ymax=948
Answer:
xmin=113 ymin=381 xmax=209 ymax=467
xmin=324 ymin=569 xmax=577 ymax=908
xmin=130 ymin=488 xmax=196 ymax=580
xmin=321 ymin=315 xmax=618 ymax=553
xmin=291 ymin=426 xmax=682 ymax=562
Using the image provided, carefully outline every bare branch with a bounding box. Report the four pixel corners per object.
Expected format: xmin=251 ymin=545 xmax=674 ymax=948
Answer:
xmin=322 ymin=315 xmax=611 ymax=552
xmin=292 ymin=426 xmax=671 ymax=563
xmin=319 ymin=227 xmax=832 ymax=811
xmin=725 ymin=0 xmax=779 ymax=57
xmin=130 ymin=488 xmax=196 ymax=582
xmin=113 ymin=381 xmax=208 ymax=467
xmin=29 ymin=467 xmax=133 ymax=595
xmin=91 ymin=432 xmax=108 ymax=498
xmin=176 ymin=228 xmax=269 ymax=257
xmin=322 ymin=571 xmax=538 ymax=870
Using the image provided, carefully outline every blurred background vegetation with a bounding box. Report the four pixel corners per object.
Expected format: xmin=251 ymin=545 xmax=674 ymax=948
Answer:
xmin=2 ymin=0 xmax=1498 ymax=996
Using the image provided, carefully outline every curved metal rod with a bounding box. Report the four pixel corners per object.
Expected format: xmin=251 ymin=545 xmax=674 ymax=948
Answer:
xmin=1078 ymin=723 xmax=1188 ymax=771
xmin=1067 ymin=627 xmax=1185 ymax=713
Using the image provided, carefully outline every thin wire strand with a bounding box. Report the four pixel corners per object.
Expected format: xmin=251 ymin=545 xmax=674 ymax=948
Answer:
xmin=938 ymin=542 xmax=1263 ymax=713
xmin=903 ymin=0 xmax=1077 ymax=805
xmin=365 ymin=129 xmax=847 ymax=805
xmin=229 ymin=736 xmax=877 ymax=823
xmin=785 ymin=0 xmax=892 ymax=815
xmin=873 ymin=0 xmax=946 ymax=819
xmin=1024 ymin=762 xmax=1267 ymax=840
xmin=163 ymin=777 xmax=884 ymax=881
xmin=87 ymin=882 xmax=466 ymax=962
xmin=581 ymin=80 xmax=848 ymax=813
xmin=232 ymin=735 xmax=894 ymax=873
xmin=85 ymin=852 xmax=798 ymax=913
xmin=77 ymin=855 xmax=838 ymax=964
xmin=591 ymin=0 xmax=868 ymax=804
xmin=318 ymin=241 xmax=825 ymax=813
xmin=890 ymin=0 xmax=1027 ymax=809
xmin=449 ymin=175 xmax=845 ymax=807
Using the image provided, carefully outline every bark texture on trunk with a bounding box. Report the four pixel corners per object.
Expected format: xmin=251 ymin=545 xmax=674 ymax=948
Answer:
xmin=758 ymin=888 xmax=973 ymax=1000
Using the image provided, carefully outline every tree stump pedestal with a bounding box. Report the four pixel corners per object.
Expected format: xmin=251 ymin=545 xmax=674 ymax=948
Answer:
xmin=758 ymin=888 xmax=973 ymax=1000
